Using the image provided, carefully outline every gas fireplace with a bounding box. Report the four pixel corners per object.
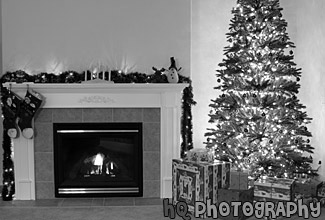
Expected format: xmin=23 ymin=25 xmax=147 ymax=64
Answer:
xmin=53 ymin=122 xmax=143 ymax=197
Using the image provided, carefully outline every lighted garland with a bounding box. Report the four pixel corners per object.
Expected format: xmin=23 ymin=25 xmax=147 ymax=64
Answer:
xmin=0 ymin=87 xmax=15 ymax=200
xmin=180 ymin=83 xmax=196 ymax=158
xmin=0 ymin=70 xmax=195 ymax=200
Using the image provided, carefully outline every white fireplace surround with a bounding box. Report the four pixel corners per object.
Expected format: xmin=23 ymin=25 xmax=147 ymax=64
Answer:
xmin=3 ymin=82 xmax=188 ymax=200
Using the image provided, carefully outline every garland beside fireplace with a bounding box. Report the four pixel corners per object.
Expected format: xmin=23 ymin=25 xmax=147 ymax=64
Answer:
xmin=0 ymin=70 xmax=196 ymax=200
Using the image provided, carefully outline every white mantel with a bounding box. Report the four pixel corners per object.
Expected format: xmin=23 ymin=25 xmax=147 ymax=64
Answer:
xmin=3 ymin=82 xmax=188 ymax=200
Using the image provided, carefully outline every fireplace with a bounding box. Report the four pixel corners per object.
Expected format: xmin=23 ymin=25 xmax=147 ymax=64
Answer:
xmin=53 ymin=122 xmax=143 ymax=197
xmin=5 ymin=83 xmax=187 ymax=200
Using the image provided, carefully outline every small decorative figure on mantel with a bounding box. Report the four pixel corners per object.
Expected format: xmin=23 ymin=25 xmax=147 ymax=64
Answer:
xmin=166 ymin=57 xmax=181 ymax=83
xmin=151 ymin=67 xmax=167 ymax=83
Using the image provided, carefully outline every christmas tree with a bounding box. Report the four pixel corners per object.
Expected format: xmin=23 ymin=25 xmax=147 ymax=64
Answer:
xmin=205 ymin=0 xmax=316 ymax=178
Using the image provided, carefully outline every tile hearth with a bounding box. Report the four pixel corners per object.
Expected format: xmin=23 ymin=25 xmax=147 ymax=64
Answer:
xmin=34 ymin=108 xmax=160 ymax=199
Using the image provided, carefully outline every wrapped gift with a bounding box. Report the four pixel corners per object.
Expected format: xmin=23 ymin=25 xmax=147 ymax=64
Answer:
xmin=248 ymin=176 xmax=256 ymax=189
xmin=229 ymin=170 xmax=248 ymax=190
xmin=294 ymin=193 xmax=318 ymax=205
xmin=172 ymin=159 xmax=230 ymax=217
xmin=184 ymin=148 xmax=214 ymax=163
xmin=317 ymin=182 xmax=325 ymax=198
xmin=293 ymin=171 xmax=313 ymax=180
xmin=294 ymin=179 xmax=323 ymax=197
xmin=254 ymin=177 xmax=295 ymax=201
xmin=217 ymin=188 xmax=254 ymax=220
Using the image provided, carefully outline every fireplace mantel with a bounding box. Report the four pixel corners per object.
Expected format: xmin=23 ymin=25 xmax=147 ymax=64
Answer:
xmin=3 ymin=82 xmax=188 ymax=200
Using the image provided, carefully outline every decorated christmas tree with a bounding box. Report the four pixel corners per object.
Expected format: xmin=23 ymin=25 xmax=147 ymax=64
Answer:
xmin=205 ymin=0 xmax=316 ymax=178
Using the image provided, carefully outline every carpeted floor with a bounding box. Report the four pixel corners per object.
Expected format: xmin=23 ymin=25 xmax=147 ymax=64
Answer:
xmin=0 ymin=198 xmax=324 ymax=220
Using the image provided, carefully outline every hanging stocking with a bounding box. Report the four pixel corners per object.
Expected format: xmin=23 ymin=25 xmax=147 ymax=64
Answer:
xmin=18 ymin=90 xmax=43 ymax=139
xmin=2 ymin=91 xmax=21 ymax=138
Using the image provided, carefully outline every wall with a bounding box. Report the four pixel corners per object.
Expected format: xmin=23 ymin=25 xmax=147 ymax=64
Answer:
xmin=290 ymin=0 xmax=325 ymax=179
xmin=1 ymin=0 xmax=191 ymax=75
xmin=191 ymin=0 xmax=235 ymax=149
xmin=191 ymin=0 xmax=325 ymax=179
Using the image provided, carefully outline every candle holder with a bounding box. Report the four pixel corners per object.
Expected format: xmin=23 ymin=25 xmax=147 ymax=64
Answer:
xmin=82 ymin=67 xmax=114 ymax=84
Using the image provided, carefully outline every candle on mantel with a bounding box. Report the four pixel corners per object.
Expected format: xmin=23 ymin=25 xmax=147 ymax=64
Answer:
xmin=85 ymin=70 xmax=87 ymax=81
xmin=104 ymin=68 xmax=108 ymax=80
xmin=108 ymin=70 xmax=111 ymax=82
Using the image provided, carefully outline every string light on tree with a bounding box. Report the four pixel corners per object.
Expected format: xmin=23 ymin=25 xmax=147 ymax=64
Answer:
xmin=205 ymin=0 xmax=316 ymax=178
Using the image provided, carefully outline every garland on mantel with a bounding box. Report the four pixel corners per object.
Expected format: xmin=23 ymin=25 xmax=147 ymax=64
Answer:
xmin=0 ymin=69 xmax=196 ymax=200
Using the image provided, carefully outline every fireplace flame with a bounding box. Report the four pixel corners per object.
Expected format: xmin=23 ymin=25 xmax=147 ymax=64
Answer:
xmin=94 ymin=153 xmax=104 ymax=166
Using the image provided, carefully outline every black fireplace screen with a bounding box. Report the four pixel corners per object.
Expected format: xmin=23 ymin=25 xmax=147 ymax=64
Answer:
xmin=53 ymin=123 xmax=143 ymax=197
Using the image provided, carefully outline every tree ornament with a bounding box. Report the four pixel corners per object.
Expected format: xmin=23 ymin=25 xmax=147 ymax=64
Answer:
xmin=244 ymin=128 xmax=248 ymax=132
xmin=217 ymin=78 xmax=221 ymax=83
xmin=222 ymin=94 xmax=226 ymax=98
xmin=307 ymin=139 xmax=310 ymax=143
xmin=269 ymin=140 xmax=274 ymax=144
xmin=290 ymin=50 xmax=294 ymax=55
xmin=262 ymin=112 xmax=266 ymax=117
xmin=244 ymin=157 xmax=250 ymax=164
xmin=296 ymin=77 xmax=300 ymax=82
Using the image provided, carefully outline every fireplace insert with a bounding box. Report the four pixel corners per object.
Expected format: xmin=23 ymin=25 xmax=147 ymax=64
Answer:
xmin=53 ymin=122 xmax=143 ymax=197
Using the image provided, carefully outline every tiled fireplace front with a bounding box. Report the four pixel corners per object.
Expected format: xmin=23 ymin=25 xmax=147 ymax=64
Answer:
xmin=34 ymin=108 xmax=160 ymax=199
